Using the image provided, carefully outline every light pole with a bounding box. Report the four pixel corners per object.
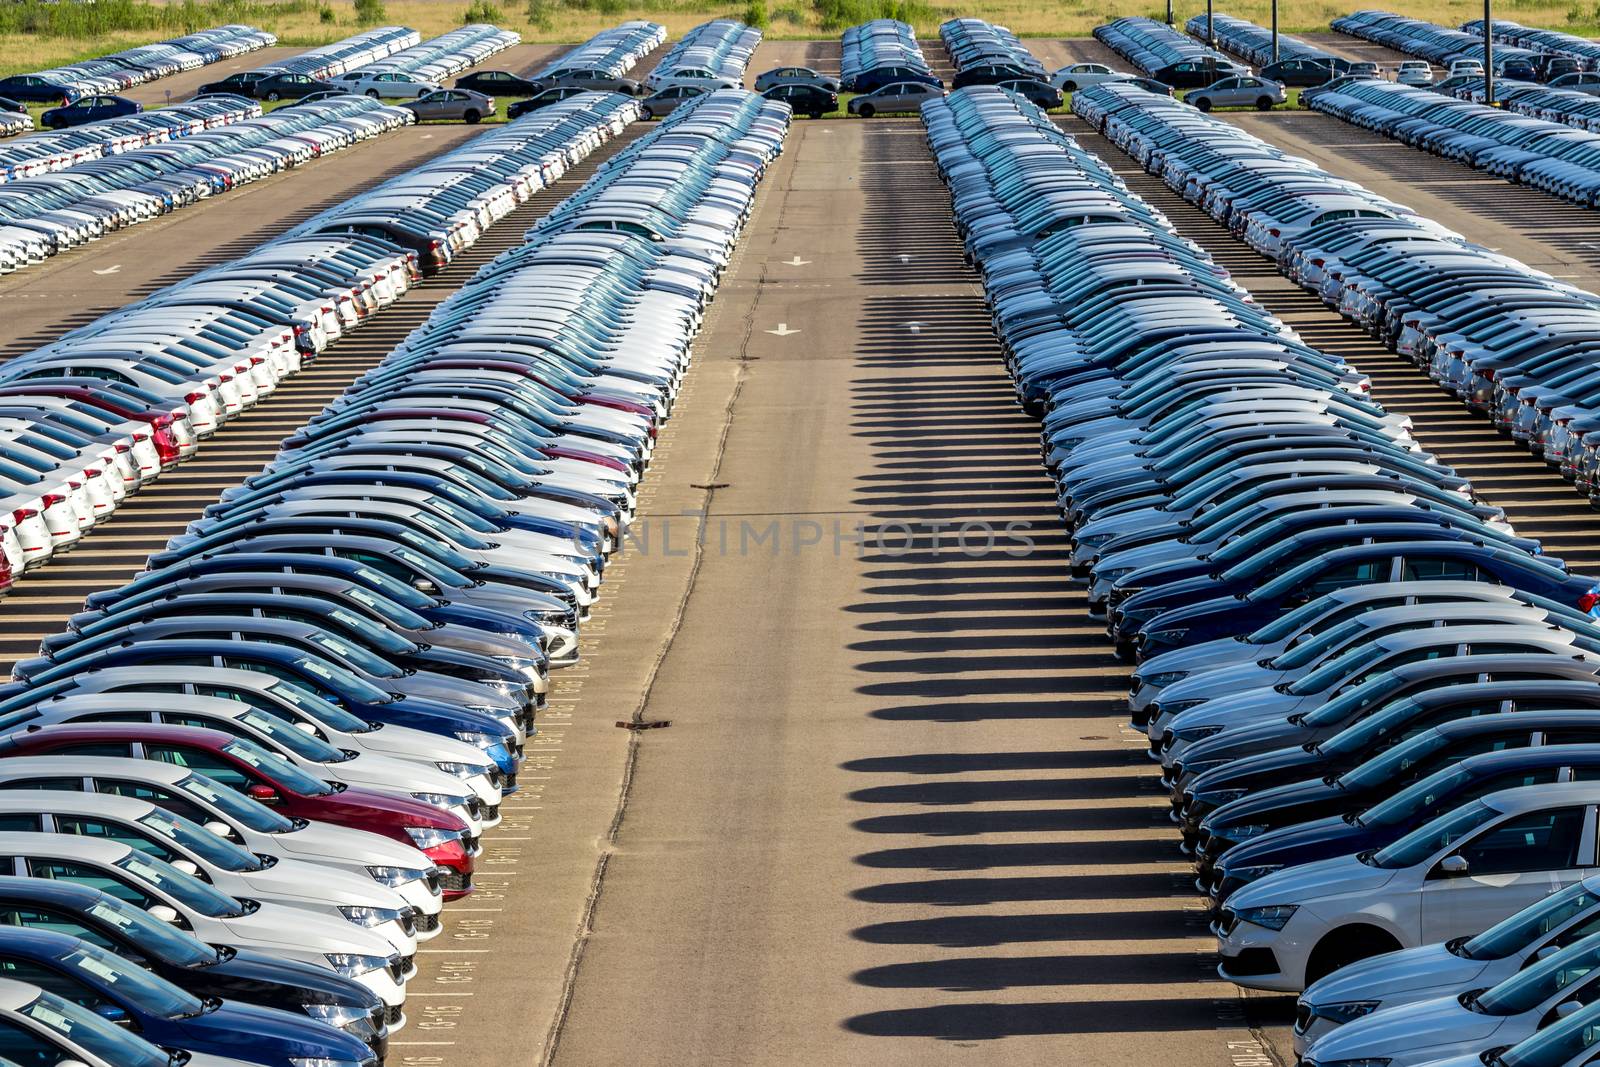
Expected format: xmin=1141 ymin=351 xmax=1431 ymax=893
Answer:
xmin=1165 ymin=0 xmax=1173 ymax=26
xmin=1483 ymin=0 xmax=1495 ymax=105
xmin=1206 ymin=0 xmax=1214 ymax=45
xmin=1271 ymin=0 xmax=1279 ymax=62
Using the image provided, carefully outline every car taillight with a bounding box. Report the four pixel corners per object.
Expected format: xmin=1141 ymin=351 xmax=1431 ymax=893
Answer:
xmin=1481 ymin=369 xmax=1495 ymax=381
xmin=114 ymin=443 xmax=131 ymax=454
xmin=1580 ymin=592 xmax=1599 ymax=613
xmin=184 ymin=392 xmax=207 ymax=406
xmin=40 ymin=494 xmax=65 ymax=509
xmin=12 ymin=508 xmax=34 ymax=523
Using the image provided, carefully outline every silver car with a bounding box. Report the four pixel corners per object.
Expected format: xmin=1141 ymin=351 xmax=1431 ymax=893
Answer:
xmin=402 ymin=88 xmax=494 ymax=124
xmin=848 ymin=81 xmax=944 ymax=117
xmin=640 ymin=84 xmax=708 ymax=119
xmin=1185 ymin=74 xmax=1288 ymax=111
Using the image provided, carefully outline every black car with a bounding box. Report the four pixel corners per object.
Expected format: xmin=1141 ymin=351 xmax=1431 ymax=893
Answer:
xmin=998 ymin=78 xmax=1063 ymax=109
xmin=1126 ymin=76 xmax=1176 ymax=95
xmin=254 ymin=72 xmax=336 ymax=102
xmin=455 ymin=69 xmax=542 ymax=96
xmin=0 ymin=75 xmax=75 ymax=103
xmin=0 ymin=96 xmax=24 ymax=115
xmin=761 ymin=82 xmax=837 ymax=118
xmin=951 ymin=62 xmax=1033 ymax=88
xmin=850 ymin=65 xmax=942 ymax=93
xmin=506 ymin=85 xmax=590 ymax=118
xmin=1260 ymin=57 xmax=1341 ymax=86
xmin=195 ymin=70 xmax=274 ymax=98
xmin=1149 ymin=58 xmax=1237 ymax=89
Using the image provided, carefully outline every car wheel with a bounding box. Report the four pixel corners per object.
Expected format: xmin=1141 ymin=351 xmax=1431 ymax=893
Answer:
xmin=463 ymin=109 xmax=481 ymax=124
xmin=641 ymin=106 xmax=655 ymax=119
xmin=1193 ymin=97 xmax=1211 ymax=111
xmin=366 ymin=89 xmax=379 ymax=98
xmin=809 ymin=110 xmax=824 ymax=119
xmin=858 ymin=103 xmax=875 ymax=118
xmin=1063 ymin=80 xmax=1077 ymax=92
xmin=1256 ymin=95 xmax=1274 ymax=110
xmin=1305 ymin=926 xmax=1401 ymax=986
xmin=265 ymin=91 xmax=282 ymax=101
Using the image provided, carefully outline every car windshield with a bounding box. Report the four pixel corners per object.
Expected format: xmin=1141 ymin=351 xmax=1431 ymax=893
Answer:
xmin=1477 ymin=934 xmax=1600 ymax=1015
xmin=80 ymin=895 xmax=218 ymax=967
xmin=1367 ymin=797 xmax=1496 ymax=867
xmin=1362 ymin=763 xmax=1477 ymax=828
xmin=303 ymin=630 xmax=397 ymax=677
xmin=1464 ymin=884 xmax=1600 ymax=961
xmin=294 ymin=654 xmax=392 ymax=704
xmin=1247 ymin=595 xmax=1342 ymax=642
xmin=18 ymin=986 xmax=169 ymax=1067
xmin=1274 ymin=618 xmax=1367 ymax=669
xmin=220 ymin=738 xmax=334 ymax=796
xmin=236 ymin=707 xmax=347 ymax=763
xmin=137 ymin=808 xmax=260 ymax=872
xmin=1320 ymin=697 xmax=1423 ymax=755
xmin=353 ymin=564 xmax=435 ymax=608
xmin=340 ymin=583 xmax=431 ymax=629
xmin=175 ymin=772 xmax=294 ymax=834
xmin=62 ymin=942 xmax=204 ymax=1018
xmin=1287 ymin=642 xmax=1389 ymax=695
xmin=258 ymin=678 xmax=373 ymax=733
xmin=114 ymin=852 xmax=243 ymax=918
xmin=1498 ymin=1002 xmax=1600 ymax=1065
xmin=1299 ymin=674 xmax=1398 ymax=727
xmin=1339 ymin=731 xmax=1451 ymax=789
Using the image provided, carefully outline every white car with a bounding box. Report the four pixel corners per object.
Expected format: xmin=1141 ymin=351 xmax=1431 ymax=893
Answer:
xmin=1450 ymin=59 xmax=1485 ymax=77
xmin=1397 ymin=60 xmax=1434 ymax=85
xmin=1410 ymin=998 xmax=1600 ymax=1067
xmin=1296 ymin=872 xmax=1600 ymax=1053
xmin=1305 ymin=931 xmax=1600 ymax=1066
xmin=1049 ymin=62 xmax=1132 ymax=91
xmin=0 ymin=978 xmax=258 ymax=1067
xmin=333 ymin=70 xmax=441 ymax=99
xmin=1217 ymin=782 xmax=1600 ymax=993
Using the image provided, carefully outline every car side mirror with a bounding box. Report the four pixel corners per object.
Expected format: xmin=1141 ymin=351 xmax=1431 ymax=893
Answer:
xmin=246 ymin=783 xmax=279 ymax=804
xmin=94 ymin=1003 xmax=128 ymax=1025
xmin=170 ymin=859 xmax=199 ymax=877
xmin=1439 ymin=855 xmax=1471 ymax=877
xmin=1535 ymin=944 xmax=1564 ymax=963
xmin=147 ymin=904 xmax=180 ymax=924
xmin=203 ymin=820 xmax=235 ymax=840
xmin=412 ymin=578 xmax=438 ymax=596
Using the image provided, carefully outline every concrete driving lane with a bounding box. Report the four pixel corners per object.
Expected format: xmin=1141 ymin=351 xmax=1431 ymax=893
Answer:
xmin=506 ymin=118 xmax=1273 ymax=1067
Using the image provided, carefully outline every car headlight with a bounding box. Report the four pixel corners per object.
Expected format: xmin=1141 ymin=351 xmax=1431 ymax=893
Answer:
xmin=1226 ymin=824 xmax=1272 ymax=842
xmin=291 ymin=1059 xmax=368 ymax=1067
xmin=366 ymin=865 xmax=429 ymax=888
xmin=1315 ymin=1000 xmax=1382 ymax=1025
xmin=1141 ymin=671 xmax=1187 ymax=688
xmin=1237 ymin=904 xmax=1299 ymax=931
xmin=324 ymin=952 xmax=387 ymax=977
xmin=302 ymin=1001 xmax=372 ymax=1028
xmin=452 ymin=729 xmax=500 ymax=751
xmin=405 ymin=826 xmax=463 ymax=850
xmin=338 ymin=905 xmax=406 ymax=928
xmin=1155 ymin=698 xmax=1205 ymax=717
xmin=1145 ymin=628 xmax=1188 ymax=644
xmin=435 ymin=761 xmax=490 ymax=779
xmin=1174 ymin=724 xmax=1224 ymax=743
xmin=1203 ymin=788 xmax=1249 ymax=806
xmin=1226 ymin=863 xmax=1285 ymax=885
xmin=412 ymin=791 xmax=469 ymax=810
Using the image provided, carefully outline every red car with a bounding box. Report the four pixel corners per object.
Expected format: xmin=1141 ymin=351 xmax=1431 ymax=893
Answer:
xmin=0 ymin=383 xmax=195 ymax=468
xmin=0 ymin=723 xmax=477 ymax=898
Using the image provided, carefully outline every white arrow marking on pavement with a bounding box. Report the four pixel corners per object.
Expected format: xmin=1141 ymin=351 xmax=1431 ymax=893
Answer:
xmin=91 ymin=265 xmax=121 ymax=275
xmin=765 ymin=323 xmax=801 ymax=337
xmin=905 ymin=321 xmax=924 ymax=334
xmin=781 ymin=256 xmax=810 ymax=266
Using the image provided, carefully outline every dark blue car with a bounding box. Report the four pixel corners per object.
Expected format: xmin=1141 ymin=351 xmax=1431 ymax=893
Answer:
xmin=1209 ymin=744 xmax=1600 ymax=903
xmin=0 ymin=876 xmax=385 ymax=1054
xmin=39 ymin=95 xmax=141 ymax=129
xmin=1134 ymin=541 xmax=1594 ymax=657
xmin=0 ymin=75 xmax=76 ymax=103
xmin=0 ymin=927 xmax=374 ymax=1066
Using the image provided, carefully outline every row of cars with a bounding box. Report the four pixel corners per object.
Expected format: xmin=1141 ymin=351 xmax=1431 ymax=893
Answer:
xmin=936 ymin=19 xmax=1064 ymax=110
xmin=1057 ymin=79 xmax=1600 ymax=1067
xmin=840 ymin=18 xmax=939 ymax=93
xmin=0 ymin=94 xmax=257 ymax=182
xmin=1095 ymin=16 xmax=1247 ymax=88
xmin=642 ymin=18 xmax=761 ymax=92
xmin=0 ymin=91 xmax=683 ymax=1067
xmin=0 ymin=95 xmax=412 ymax=275
xmin=1472 ymin=17 xmax=1600 ymax=69
xmin=0 ymin=25 xmax=276 ymax=105
xmin=0 ymin=84 xmax=787 ymax=1067
xmin=0 ymin=88 xmax=639 ymax=585
xmin=194 ymin=27 xmax=424 ymax=101
xmin=1304 ymin=75 xmax=1600 ymax=205
xmin=1333 ymin=10 xmax=1544 ymax=82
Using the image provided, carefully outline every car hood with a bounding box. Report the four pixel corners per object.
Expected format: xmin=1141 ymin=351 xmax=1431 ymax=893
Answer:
xmin=217 ymin=900 xmax=391 ymax=957
xmin=1159 ymin=663 xmax=1285 ymax=707
xmin=1167 ymin=685 xmax=1298 ymax=735
xmin=1228 ymin=852 xmax=1395 ymax=913
xmin=1138 ymin=634 xmax=1262 ymax=679
xmin=1206 ymin=776 xmax=1340 ymax=829
xmin=233 ymin=855 xmax=408 ymax=910
xmin=1178 ymin=714 xmax=1308 ymax=773
xmin=213 ymin=946 xmax=381 ymax=1006
xmin=178 ymin=999 xmax=373 ymax=1060
xmin=1305 ymin=941 xmax=1489 ymax=1010
xmin=1306 ymin=994 xmax=1506 ymax=1064
xmin=272 ymin=817 xmax=433 ymax=866
xmin=1219 ymin=814 xmax=1366 ymax=875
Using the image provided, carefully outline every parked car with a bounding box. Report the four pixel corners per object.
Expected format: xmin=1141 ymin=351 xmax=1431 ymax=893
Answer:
xmin=761 ymin=82 xmax=837 ymax=117
xmin=454 ymin=69 xmax=542 ymax=95
xmin=39 ymin=95 xmax=142 ymax=129
xmin=848 ymin=81 xmax=944 ymax=117
xmin=752 ymin=66 xmax=839 ymax=92
xmin=639 ymin=85 xmax=708 ymax=119
xmin=402 ymin=88 xmax=494 ymax=123
xmin=1185 ymin=75 xmax=1286 ymax=111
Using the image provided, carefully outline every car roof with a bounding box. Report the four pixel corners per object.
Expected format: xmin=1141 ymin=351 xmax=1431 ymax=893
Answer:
xmin=3 ymin=831 xmax=137 ymax=863
xmin=0 ymin=787 xmax=156 ymax=820
xmin=0 ymin=753 xmax=193 ymax=784
xmin=1484 ymin=780 xmax=1600 ymax=814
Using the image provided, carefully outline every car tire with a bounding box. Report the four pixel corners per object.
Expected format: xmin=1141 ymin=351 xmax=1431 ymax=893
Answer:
xmin=641 ymin=106 xmax=655 ymax=119
xmin=463 ymin=109 xmax=481 ymax=124
xmin=265 ymin=91 xmax=282 ymax=101
xmin=809 ymin=110 xmax=824 ymax=119
xmin=366 ymin=89 xmax=379 ymax=98
xmin=1193 ymin=97 xmax=1211 ymax=111
xmin=858 ymin=103 xmax=875 ymax=118
xmin=1062 ymin=81 xmax=1077 ymax=92
xmin=1256 ymin=95 xmax=1274 ymax=110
